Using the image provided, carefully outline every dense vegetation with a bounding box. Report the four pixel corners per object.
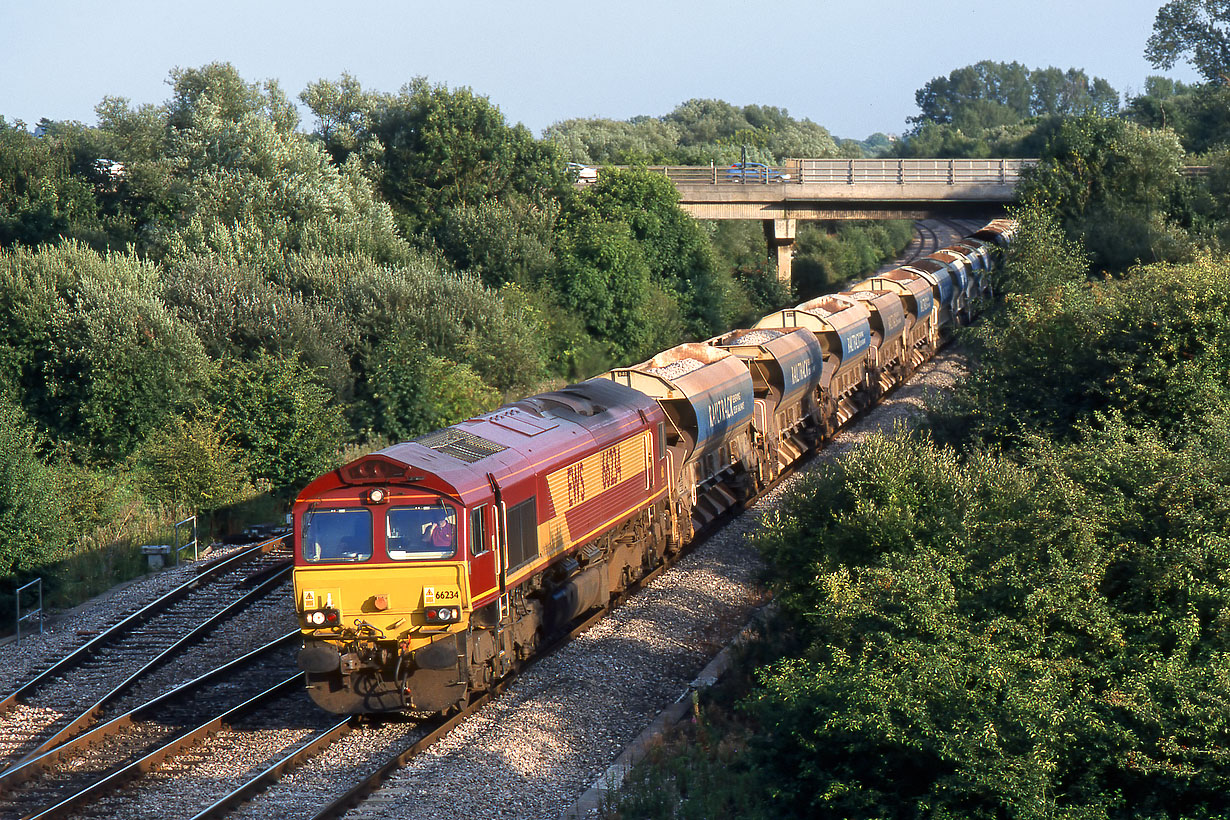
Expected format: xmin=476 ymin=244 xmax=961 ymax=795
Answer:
xmin=605 ymin=5 xmax=1230 ymax=817
xmin=609 ymin=215 xmax=1230 ymax=820
xmin=0 ymin=64 xmax=918 ymax=614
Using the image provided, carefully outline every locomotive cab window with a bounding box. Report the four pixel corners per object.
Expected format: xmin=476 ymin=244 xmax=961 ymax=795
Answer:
xmin=386 ymin=503 xmax=458 ymax=560
xmin=302 ymin=508 xmax=373 ymax=563
xmin=470 ymin=505 xmax=488 ymax=556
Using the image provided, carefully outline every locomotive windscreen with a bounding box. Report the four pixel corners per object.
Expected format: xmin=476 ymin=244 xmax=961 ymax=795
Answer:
xmin=387 ymin=503 xmax=458 ymax=560
xmin=303 ymin=508 xmax=373 ymax=562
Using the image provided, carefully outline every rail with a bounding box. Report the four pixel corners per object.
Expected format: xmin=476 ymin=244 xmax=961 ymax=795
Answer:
xmin=608 ymin=159 xmax=1211 ymax=188
xmin=0 ymin=536 xmax=285 ymax=715
xmin=793 ymin=157 xmax=1034 ymax=185
xmin=0 ymin=632 xmax=301 ymax=791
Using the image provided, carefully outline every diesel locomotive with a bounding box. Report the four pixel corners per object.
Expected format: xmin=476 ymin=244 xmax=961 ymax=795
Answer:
xmin=292 ymin=219 xmax=1016 ymax=714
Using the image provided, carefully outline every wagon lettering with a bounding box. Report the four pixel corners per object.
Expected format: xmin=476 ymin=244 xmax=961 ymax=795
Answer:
xmin=707 ymin=393 xmax=746 ymax=427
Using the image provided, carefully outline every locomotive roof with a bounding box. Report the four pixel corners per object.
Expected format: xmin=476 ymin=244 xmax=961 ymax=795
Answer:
xmin=369 ymin=379 xmax=660 ymax=503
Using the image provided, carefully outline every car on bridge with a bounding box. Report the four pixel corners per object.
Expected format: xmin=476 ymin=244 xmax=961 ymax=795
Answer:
xmin=726 ymin=162 xmax=791 ymax=182
xmin=567 ymin=162 xmax=599 ymax=184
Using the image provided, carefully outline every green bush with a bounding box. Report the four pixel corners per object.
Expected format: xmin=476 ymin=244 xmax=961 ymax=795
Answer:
xmin=161 ymin=255 xmax=357 ymax=394
xmin=747 ymin=424 xmax=1230 ymax=819
xmin=340 ymin=255 xmax=547 ymax=396
xmin=0 ymin=397 xmax=66 ymax=577
xmin=132 ymin=412 xmax=258 ymax=512
xmin=210 ymin=353 xmax=349 ymax=495
xmin=354 ymin=333 xmax=499 ymax=442
xmin=0 ymin=242 xmax=211 ymax=463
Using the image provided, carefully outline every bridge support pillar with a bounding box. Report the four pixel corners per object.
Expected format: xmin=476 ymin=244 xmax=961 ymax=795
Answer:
xmin=764 ymin=219 xmax=796 ymax=288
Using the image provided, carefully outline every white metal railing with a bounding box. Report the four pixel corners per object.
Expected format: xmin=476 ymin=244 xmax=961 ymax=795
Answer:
xmin=605 ymin=160 xmax=1218 ymax=187
xmin=791 ymin=158 xmax=1036 ymax=185
xmin=627 ymin=158 xmax=1037 ymax=186
xmin=630 ymin=165 xmax=795 ymax=184
xmin=174 ymin=516 xmax=198 ymax=564
xmin=15 ymin=577 xmax=42 ymax=643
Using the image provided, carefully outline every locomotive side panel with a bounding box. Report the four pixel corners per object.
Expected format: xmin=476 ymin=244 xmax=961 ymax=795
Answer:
xmin=540 ymin=430 xmax=660 ymax=557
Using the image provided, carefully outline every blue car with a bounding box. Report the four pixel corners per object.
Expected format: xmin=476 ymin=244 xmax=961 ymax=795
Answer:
xmin=726 ymin=162 xmax=791 ymax=182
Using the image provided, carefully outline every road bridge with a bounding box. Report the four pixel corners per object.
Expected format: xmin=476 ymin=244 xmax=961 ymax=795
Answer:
xmin=639 ymin=158 xmax=1035 ymax=284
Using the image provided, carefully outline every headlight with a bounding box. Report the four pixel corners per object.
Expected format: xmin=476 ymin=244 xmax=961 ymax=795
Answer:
xmin=305 ymin=608 xmax=341 ymax=628
xmin=424 ymin=606 xmax=461 ymax=625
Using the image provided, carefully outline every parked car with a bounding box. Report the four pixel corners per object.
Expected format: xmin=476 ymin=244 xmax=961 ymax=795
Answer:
xmin=567 ymin=162 xmax=599 ymax=184
xmin=726 ymin=162 xmax=791 ymax=182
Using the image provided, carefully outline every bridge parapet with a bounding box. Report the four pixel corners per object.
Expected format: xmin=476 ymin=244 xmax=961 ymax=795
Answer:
xmin=627 ymin=158 xmax=1038 ymax=188
xmin=792 ymin=157 xmax=1035 ymax=186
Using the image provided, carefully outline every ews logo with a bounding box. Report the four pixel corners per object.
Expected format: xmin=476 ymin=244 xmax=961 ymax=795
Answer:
xmin=567 ymin=464 xmax=586 ymax=507
xmin=601 ymin=447 xmax=622 ymax=489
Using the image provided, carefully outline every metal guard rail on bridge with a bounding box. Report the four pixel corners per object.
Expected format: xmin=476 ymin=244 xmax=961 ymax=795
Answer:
xmin=640 ymin=158 xmax=1039 ymax=186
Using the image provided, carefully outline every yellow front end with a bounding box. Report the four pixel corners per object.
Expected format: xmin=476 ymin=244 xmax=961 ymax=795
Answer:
xmin=294 ymin=562 xmax=472 ymax=713
xmin=295 ymin=561 xmax=469 ymax=644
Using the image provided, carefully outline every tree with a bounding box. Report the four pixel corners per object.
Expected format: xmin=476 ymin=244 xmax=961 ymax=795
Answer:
xmin=299 ymin=72 xmax=383 ymax=167
xmin=1017 ymin=116 xmax=1186 ymax=269
xmin=133 ymin=412 xmax=257 ymax=511
xmin=339 ymin=254 xmax=547 ymax=396
xmin=0 ymin=117 xmax=107 ymax=249
xmin=1125 ymin=78 xmax=1230 ymax=154
xmin=544 ymin=99 xmax=838 ymax=166
xmin=575 ymin=168 xmax=726 ymax=337
xmin=1146 ymin=0 xmax=1230 ymax=83
xmin=912 ymin=61 xmax=1033 ymax=130
xmin=749 ymin=423 xmax=1230 ymax=819
xmin=433 ymin=198 xmax=558 ymax=289
xmin=910 ymin=62 xmax=1120 ymax=134
xmin=353 ymin=333 xmax=499 ymax=442
xmin=550 ymin=207 xmax=656 ymax=361
xmin=160 ymin=255 xmax=357 ymax=394
xmin=0 ymin=242 xmax=212 ymax=463
xmin=96 ymin=63 xmax=411 ymax=265
xmin=0 ymin=397 xmax=65 ymax=576
xmin=363 ymin=78 xmax=570 ymax=238
xmin=210 ymin=354 xmax=349 ymax=494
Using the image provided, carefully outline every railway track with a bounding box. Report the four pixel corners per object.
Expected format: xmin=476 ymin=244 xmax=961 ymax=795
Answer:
xmin=74 ymin=525 xmax=713 ymax=820
xmin=0 ymin=361 xmax=976 ymax=820
xmin=0 ymin=221 xmax=1002 ymax=818
xmin=0 ymin=635 xmax=312 ymax=820
xmin=0 ymin=538 xmax=294 ymax=775
xmin=146 ymin=380 xmax=918 ymax=818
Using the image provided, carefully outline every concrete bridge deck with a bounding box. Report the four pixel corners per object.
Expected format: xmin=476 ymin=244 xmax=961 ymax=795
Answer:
xmin=657 ymin=158 xmax=1033 ymax=220
xmin=629 ymin=158 xmax=1035 ymax=283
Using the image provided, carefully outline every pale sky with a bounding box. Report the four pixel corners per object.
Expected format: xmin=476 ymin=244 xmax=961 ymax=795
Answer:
xmin=0 ymin=0 xmax=1203 ymax=141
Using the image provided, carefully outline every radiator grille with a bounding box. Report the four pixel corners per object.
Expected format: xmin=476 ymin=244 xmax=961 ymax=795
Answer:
xmin=414 ymin=428 xmax=507 ymax=464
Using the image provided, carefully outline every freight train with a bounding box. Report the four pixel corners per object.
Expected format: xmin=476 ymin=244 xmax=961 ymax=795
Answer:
xmin=292 ymin=219 xmax=1017 ymax=714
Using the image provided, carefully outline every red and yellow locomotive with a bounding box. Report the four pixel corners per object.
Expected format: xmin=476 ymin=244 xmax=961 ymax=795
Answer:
xmin=293 ymin=379 xmax=672 ymax=713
